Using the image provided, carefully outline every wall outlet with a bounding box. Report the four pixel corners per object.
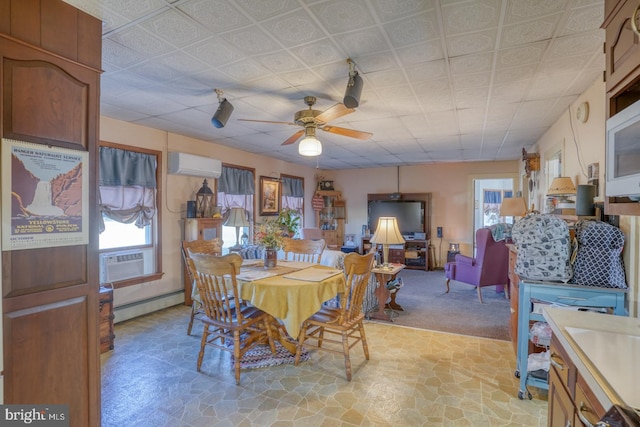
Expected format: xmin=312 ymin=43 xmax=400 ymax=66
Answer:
xmin=437 ymin=227 xmax=443 ymax=238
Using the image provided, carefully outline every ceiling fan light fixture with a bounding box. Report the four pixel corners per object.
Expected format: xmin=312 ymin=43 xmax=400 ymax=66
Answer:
xmin=299 ymin=136 xmax=322 ymax=156
xmin=343 ymin=59 xmax=363 ymax=108
xmin=211 ymin=89 xmax=234 ymax=128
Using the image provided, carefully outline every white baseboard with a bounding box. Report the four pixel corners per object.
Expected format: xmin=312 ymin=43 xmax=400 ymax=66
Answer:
xmin=114 ymin=291 xmax=185 ymax=324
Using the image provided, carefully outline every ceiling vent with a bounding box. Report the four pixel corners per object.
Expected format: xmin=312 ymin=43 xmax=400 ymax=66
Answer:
xmin=168 ymin=152 xmax=221 ymax=178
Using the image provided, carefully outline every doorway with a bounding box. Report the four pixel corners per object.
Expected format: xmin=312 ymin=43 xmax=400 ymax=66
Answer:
xmin=471 ymin=177 xmax=516 ymax=255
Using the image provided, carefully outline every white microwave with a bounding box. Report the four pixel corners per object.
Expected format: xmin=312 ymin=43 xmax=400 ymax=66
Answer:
xmin=606 ymin=99 xmax=640 ymax=201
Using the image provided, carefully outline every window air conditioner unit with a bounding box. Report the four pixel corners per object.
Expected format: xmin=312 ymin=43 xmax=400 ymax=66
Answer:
xmin=167 ymin=152 xmax=222 ymax=178
xmin=102 ymin=252 xmax=145 ymax=283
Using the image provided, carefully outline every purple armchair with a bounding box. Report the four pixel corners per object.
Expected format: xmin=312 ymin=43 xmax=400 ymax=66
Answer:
xmin=444 ymin=227 xmax=509 ymax=303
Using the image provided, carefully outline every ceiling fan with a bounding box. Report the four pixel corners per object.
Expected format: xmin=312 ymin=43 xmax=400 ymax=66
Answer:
xmin=237 ymin=96 xmax=373 ymax=147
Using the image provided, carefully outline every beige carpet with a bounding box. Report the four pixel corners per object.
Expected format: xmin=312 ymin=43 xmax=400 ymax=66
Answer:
xmin=366 ymin=269 xmax=511 ymax=341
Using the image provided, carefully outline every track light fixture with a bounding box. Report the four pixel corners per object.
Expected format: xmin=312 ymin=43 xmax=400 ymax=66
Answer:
xmin=343 ymin=58 xmax=363 ymax=109
xmin=211 ymin=88 xmax=234 ymax=128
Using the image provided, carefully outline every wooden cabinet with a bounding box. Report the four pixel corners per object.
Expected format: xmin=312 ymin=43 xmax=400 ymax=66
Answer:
xmin=603 ymin=0 xmax=640 ymax=215
xmin=183 ymin=218 xmax=223 ymax=305
xmin=315 ymin=190 xmax=345 ymax=249
xmin=404 ymin=239 xmax=429 ymax=271
xmin=547 ymin=335 xmax=606 ymax=427
xmin=99 ymin=286 xmax=115 ymax=353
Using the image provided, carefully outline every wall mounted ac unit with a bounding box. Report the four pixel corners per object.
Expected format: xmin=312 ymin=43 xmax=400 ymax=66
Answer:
xmin=167 ymin=152 xmax=222 ymax=178
xmin=101 ymin=252 xmax=144 ymax=283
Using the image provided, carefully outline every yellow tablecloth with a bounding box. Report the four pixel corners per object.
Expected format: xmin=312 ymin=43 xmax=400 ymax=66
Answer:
xmin=238 ymin=265 xmax=345 ymax=339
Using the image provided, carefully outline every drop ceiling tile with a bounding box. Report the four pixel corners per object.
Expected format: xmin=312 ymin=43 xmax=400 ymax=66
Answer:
xmin=178 ymin=0 xmax=250 ymax=33
xmin=454 ymin=86 xmax=490 ymax=108
xmin=383 ymin=12 xmax=437 ymax=48
xmin=184 ymin=36 xmax=245 ymax=67
xmin=449 ymin=52 xmax=494 ymax=75
xmin=140 ymin=9 xmax=211 ymax=47
xmin=290 ymin=39 xmax=345 ymax=66
xmin=375 ymin=84 xmax=415 ymax=99
xmin=490 ymin=81 xmax=528 ymax=104
xmin=548 ymin=31 xmax=604 ymax=59
xmin=333 ymin=28 xmax=391 ymax=56
xmin=235 ymin=0 xmax=301 ymax=21
xmin=497 ymin=41 xmax=548 ymax=67
xmin=505 ymin=0 xmax=569 ymax=24
xmin=255 ymin=51 xmax=305 ymax=73
xmin=527 ymin=73 xmax=581 ymax=100
xmin=221 ymin=26 xmax=281 ymax=55
xmin=559 ymin=4 xmax=604 ymax=36
xmin=261 ymin=10 xmax=324 ymax=47
xmin=494 ymin=64 xmax=534 ymax=84
xmin=365 ymin=68 xmax=409 ymax=88
xmin=412 ymin=78 xmax=451 ymax=95
xmin=446 ymin=29 xmax=497 ymax=57
xmin=370 ymin=0 xmax=435 ymax=22
xmin=452 ymin=72 xmax=491 ymax=90
xmin=396 ymin=40 xmax=445 ymax=65
xmin=217 ymin=58 xmax=272 ymax=83
xmin=108 ymin=26 xmax=174 ymax=58
xmin=309 ymin=0 xmax=377 ymax=34
xmin=419 ymin=94 xmax=455 ymax=113
xmin=441 ymin=0 xmax=501 ymax=35
xmin=354 ymin=53 xmax=399 ymax=74
xmin=102 ymin=39 xmax=146 ymax=68
xmin=501 ymin=16 xmax=559 ymax=48
xmin=405 ymin=60 xmax=447 ymax=82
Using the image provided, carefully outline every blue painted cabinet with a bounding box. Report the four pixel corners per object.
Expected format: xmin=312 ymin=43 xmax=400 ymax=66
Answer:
xmin=516 ymin=281 xmax=627 ymax=400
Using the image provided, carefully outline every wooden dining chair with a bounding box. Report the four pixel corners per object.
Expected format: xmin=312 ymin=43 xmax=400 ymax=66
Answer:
xmin=188 ymin=253 xmax=276 ymax=384
xmin=294 ymin=251 xmax=375 ymax=381
xmin=181 ymin=238 xmax=223 ymax=335
xmin=282 ymin=237 xmax=326 ymax=263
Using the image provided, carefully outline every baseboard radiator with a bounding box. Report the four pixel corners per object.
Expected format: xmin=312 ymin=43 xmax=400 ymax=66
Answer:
xmin=113 ymin=291 xmax=185 ymax=324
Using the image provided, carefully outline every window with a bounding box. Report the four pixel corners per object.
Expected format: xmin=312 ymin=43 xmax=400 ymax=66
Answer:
xmin=281 ymin=174 xmax=304 ymax=238
xmin=217 ymin=165 xmax=255 ymax=251
xmin=98 ymin=142 xmax=163 ymax=287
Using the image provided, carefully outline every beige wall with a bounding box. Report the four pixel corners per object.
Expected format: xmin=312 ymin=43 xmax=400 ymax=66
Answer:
xmin=330 ymin=162 xmax=518 ymax=264
xmin=530 ymin=78 xmax=639 ymax=316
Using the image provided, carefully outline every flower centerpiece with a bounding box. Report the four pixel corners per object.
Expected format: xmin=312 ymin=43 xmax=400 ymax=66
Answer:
xmin=254 ymin=219 xmax=284 ymax=268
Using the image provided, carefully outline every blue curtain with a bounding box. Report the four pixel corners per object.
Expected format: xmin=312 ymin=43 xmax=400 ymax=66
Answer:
xmin=484 ymin=190 xmax=502 ymax=204
xmin=282 ymin=176 xmax=304 ymax=197
xmin=218 ymin=166 xmax=254 ymax=195
xmin=99 ymin=147 xmax=157 ymax=188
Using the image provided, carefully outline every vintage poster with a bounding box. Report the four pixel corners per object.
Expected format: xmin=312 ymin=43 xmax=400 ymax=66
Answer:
xmin=1 ymin=139 xmax=89 ymax=250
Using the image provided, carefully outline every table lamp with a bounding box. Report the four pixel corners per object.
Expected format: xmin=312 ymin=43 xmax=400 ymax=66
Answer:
xmin=547 ymin=177 xmax=576 ymax=212
xmin=224 ymin=207 xmax=250 ymax=250
xmin=370 ymin=217 xmax=405 ymax=269
xmin=499 ymin=197 xmax=527 ymax=222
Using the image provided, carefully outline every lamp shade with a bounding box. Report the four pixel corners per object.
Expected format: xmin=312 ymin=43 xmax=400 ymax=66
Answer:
xmin=224 ymin=207 xmax=249 ymax=227
xmin=499 ymin=197 xmax=527 ymax=217
xmin=547 ymin=177 xmax=576 ymax=196
xmin=370 ymin=217 xmax=405 ymax=245
xmin=298 ymin=135 xmax=322 ymax=156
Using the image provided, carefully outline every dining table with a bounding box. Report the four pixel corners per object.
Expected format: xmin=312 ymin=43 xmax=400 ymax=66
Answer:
xmin=236 ymin=259 xmax=346 ymax=353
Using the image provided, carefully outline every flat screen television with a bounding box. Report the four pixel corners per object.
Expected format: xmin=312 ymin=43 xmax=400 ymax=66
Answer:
xmin=368 ymin=200 xmax=425 ymax=236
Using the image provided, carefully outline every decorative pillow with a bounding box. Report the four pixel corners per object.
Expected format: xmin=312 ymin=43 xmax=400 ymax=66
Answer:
xmin=237 ymin=245 xmax=264 ymax=260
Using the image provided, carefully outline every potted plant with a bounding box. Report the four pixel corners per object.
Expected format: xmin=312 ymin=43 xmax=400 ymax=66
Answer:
xmin=277 ymin=208 xmax=300 ymax=238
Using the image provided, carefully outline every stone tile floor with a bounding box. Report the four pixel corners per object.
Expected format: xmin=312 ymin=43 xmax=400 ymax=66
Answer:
xmin=101 ymin=305 xmax=548 ymax=426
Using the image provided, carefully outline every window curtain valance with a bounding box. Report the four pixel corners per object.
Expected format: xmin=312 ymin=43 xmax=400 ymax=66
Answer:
xmin=217 ymin=166 xmax=255 ymax=219
xmin=218 ymin=166 xmax=254 ymax=195
xmin=282 ymin=176 xmax=304 ymax=198
xmin=99 ymin=147 xmax=157 ymax=232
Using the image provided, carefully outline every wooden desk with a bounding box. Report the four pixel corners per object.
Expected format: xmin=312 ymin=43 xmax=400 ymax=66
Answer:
xmin=369 ymin=264 xmax=405 ymax=322
xmin=237 ymin=260 xmax=346 ymax=353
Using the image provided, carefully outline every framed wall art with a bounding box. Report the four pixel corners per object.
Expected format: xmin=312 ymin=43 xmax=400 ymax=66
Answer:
xmin=259 ymin=176 xmax=281 ymax=216
xmin=1 ymin=138 xmax=89 ymax=250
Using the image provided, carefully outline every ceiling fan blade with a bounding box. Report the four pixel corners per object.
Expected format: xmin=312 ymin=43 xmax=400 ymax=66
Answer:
xmin=321 ymin=125 xmax=372 ymax=140
xmin=238 ymin=118 xmax=296 ymax=125
xmin=282 ymin=129 xmax=305 ymax=146
xmin=316 ymin=103 xmax=354 ymax=123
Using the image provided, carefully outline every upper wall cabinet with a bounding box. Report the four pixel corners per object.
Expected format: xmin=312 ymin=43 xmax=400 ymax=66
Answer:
xmin=603 ymin=0 xmax=640 ymax=215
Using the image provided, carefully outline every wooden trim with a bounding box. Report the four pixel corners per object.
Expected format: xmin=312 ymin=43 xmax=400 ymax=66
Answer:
xmin=98 ymin=141 xmax=163 ymax=281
